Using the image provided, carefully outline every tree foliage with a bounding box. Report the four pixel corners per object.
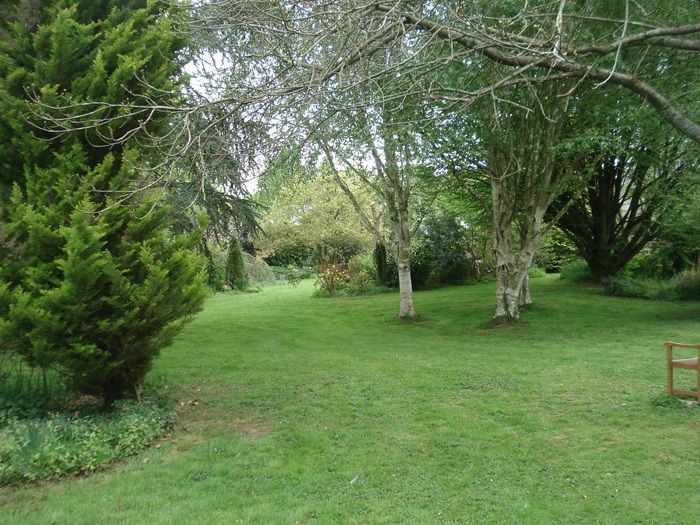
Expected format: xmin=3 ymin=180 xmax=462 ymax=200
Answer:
xmin=255 ymin=172 xmax=374 ymax=266
xmin=548 ymin=87 xmax=699 ymax=279
xmin=0 ymin=0 xmax=206 ymax=404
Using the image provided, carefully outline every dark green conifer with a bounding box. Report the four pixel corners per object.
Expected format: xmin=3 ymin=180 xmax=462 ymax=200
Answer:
xmin=373 ymin=242 xmax=389 ymax=286
xmin=225 ymin=238 xmax=248 ymax=291
xmin=0 ymin=0 xmax=206 ymax=405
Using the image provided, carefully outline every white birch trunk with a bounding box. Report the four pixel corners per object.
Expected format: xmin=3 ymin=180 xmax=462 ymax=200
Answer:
xmin=383 ymin=115 xmax=416 ymax=319
xmin=491 ymin=179 xmax=545 ymax=322
xmin=491 ymin=177 xmax=521 ymax=322
xmin=397 ymin=248 xmax=415 ymax=318
xmin=494 ymin=268 xmax=509 ymax=318
xmin=394 ymin=217 xmax=416 ymax=318
xmin=519 ymin=275 xmax=532 ymax=306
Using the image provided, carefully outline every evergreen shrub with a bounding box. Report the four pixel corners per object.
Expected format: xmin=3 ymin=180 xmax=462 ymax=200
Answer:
xmin=225 ymin=238 xmax=248 ymax=290
xmin=0 ymin=0 xmax=206 ymax=405
xmin=0 ymin=193 xmax=207 ymax=405
xmin=373 ymin=243 xmax=389 ymax=286
xmin=206 ymin=244 xmax=227 ymax=291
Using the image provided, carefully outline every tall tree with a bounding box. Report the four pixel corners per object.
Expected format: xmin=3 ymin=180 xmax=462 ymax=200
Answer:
xmin=549 ymin=92 xmax=697 ymax=279
xmin=554 ymin=149 xmax=685 ymax=280
xmin=481 ymin=82 xmax=579 ymax=322
xmin=318 ymin=103 xmax=423 ymax=318
xmin=0 ymin=0 xmax=206 ymax=404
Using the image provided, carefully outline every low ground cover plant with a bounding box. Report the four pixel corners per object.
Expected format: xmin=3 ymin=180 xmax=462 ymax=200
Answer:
xmin=0 ymin=400 xmax=174 ymax=484
xmin=0 ymin=365 xmax=174 ymax=485
xmin=602 ymin=269 xmax=700 ymax=301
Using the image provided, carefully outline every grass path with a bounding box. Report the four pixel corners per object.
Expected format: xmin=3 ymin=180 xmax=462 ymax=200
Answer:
xmin=1 ymin=277 xmax=699 ymax=524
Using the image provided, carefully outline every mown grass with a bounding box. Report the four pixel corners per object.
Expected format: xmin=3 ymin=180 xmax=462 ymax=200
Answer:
xmin=1 ymin=276 xmax=698 ymax=524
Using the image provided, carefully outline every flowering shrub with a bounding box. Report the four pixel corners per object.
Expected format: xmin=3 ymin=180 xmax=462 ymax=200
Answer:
xmin=315 ymin=264 xmax=349 ymax=295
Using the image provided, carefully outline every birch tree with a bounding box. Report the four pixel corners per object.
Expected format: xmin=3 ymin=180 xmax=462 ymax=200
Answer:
xmin=316 ymin=104 xmax=422 ymax=318
xmin=476 ymin=82 xmax=581 ymax=322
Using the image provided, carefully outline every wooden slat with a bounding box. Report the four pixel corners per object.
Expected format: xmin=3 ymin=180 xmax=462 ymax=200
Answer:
xmin=665 ymin=341 xmax=700 ymax=349
xmin=671 ymin=358 xmax=699 ymax=369
xmin=665 ymin=342 xmax=700 ymax=401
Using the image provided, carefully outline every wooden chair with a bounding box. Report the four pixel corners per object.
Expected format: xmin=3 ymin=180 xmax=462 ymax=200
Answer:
xmin=666 ymin=341 xmax=700 ymax=402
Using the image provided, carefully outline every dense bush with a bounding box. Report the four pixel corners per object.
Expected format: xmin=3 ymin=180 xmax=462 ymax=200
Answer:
xmin=422 ymin=214 xmax=476 ymax=284
xmin=264 ymin=246 xmax=312 ymax=268
xmin=0 ymin=401 xmax=174 ymax=484
xmin=311 ymin=253 xmax=393 ymax=298
xmin=528 ymin=267 xmax=547 ymax=279
xmin=381 ymin=213 xmax=480 ymax=289
xmin=559 ymin=260 xmax=593 ymax=283
xmin=270 ymin=265 xmax=312 ymax=282
xmin=602 ymin=270 xmax=700 ymax=301
xmin=621 ymin=248 xmax=697 ymax=281
xmin=314 ymin=264 xmax=349 ymax=295
xmin=347 ymin=254 xmax=376 ymax=295
xmin=410 ymin=241 xmax=435 ymax=290
xmin=667 ymin=270 xmax=700 ymax=300
xmin=385 ymin=242 xmax=433 ymax=290
xmin=535 ymin=229 xmax=579 ymax=272
xmin=373 ymin=243 xmax=389 ymax=286
xmin=601 ymin=276 xmax=649 ymax=298
xmin=285 ymin=265 xmax=304 ymax=287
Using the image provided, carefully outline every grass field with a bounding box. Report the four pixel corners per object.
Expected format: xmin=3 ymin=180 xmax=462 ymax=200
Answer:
xmin=1 ymin=276 xmax=698 ymax=524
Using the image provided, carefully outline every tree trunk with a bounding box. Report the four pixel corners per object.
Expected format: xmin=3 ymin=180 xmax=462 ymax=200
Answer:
xmin=491 ymin=180 xmax=521 ymax=323
xmin=394 ymin=218 xmax=416 ymax=318
xmin=382 ymin=112 xmax=416 ymax=319
xmin=519 ymin=275 xmax=532 ymax=307
xmin=491 ymin=181 xmax=544 ymax=323
xmin=494 ymin=267 xmax=509 ymax=319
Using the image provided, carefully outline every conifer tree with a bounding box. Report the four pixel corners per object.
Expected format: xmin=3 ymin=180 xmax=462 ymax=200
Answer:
xmin=0 ymin=0 xmax=206 ymax=404
xmin=373 ymin=243 xmax=388 ymax=286
xmin=225 ymin=238 xmax=248 ymax=291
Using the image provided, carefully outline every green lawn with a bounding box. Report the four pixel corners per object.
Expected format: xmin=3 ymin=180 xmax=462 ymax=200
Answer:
xmin=1 ymin=276 xmax=699 ymax=524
